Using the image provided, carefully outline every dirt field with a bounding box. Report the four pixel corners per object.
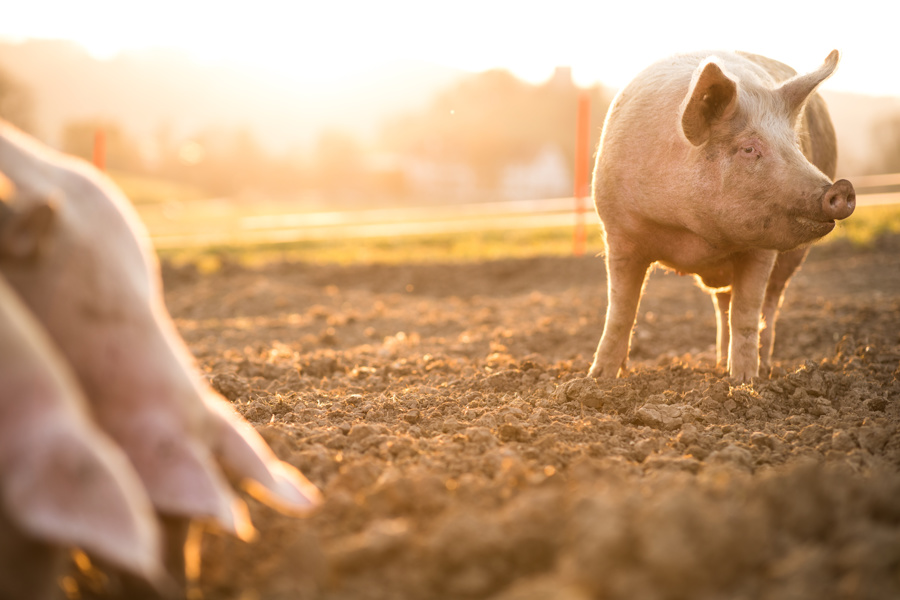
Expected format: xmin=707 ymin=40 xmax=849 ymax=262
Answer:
xmin=161 ymin=235 xmax=900 ymax=600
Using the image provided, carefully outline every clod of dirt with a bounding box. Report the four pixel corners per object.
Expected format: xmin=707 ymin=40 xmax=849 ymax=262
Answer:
xmin=634 ymin=403 xmax=687 ymax=430
xmin=555 ymin=377 xmax=604 ymax=408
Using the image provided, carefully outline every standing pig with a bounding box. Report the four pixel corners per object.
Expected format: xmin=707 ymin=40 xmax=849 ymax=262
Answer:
xmin=588 ymin=50 xmax=855 ymax=382
xmin=0 ymin=273 xmax=162 ymax=598
xmin=0 ymin=120 xmax=321 ymax=592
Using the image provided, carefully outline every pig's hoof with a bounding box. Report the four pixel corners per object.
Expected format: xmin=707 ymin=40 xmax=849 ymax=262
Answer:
xmin=728 ymin=372 xmax=759 ymax=386
xmin=588 ymin=362 xmax=618 ymax=379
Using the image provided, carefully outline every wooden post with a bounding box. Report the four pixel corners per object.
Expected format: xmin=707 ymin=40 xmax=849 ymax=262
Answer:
xmin=92 ymin=127 xmax=106 ymax=171
xmin=573 ymin=90 xmax=591 ymax=256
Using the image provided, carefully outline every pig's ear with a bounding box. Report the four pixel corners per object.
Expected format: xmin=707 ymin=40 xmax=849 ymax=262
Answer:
xmin=2 ymin=425 xmax=164 ymax=584
xmin=121 ymin=423 xmax=257 ymax=542
xmin=0 ymin=198 xmax=57 ymax=260
xmin=778 ymin=50 xmax=840 ymax=118
xmin=681 ymin=58 xmax=739 ymax=146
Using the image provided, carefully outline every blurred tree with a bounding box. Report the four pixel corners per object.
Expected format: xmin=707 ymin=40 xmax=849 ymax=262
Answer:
xmin=152 ymin=125 xmax=305 ymax=198
xmin=206 ymin=127 xmax=268 ymax=195
xmin=0 ymin=66 xmax=34 ymax=132
xmin=61 ymin=119 xmax=144 ymax=172
xmin=263 ymin=147 xmax=309 ymax=196
xmin=871 ymin=111 xmax=900 ymax=174
xmin=380 ymin=68 xmax=612 ymax=189
xmin=313 ymin=129 xmax=364 ymax=192
xmin=232 ymin=128 xmax=266 ymax=180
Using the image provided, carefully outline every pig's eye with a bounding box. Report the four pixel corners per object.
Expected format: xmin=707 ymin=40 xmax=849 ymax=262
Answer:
xmin=739 ymin=145 xmax=759 ymax=158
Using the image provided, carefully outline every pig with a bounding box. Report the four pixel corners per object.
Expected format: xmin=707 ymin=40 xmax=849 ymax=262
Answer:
xmin=587 ymin=50 xmax=855 ymax=382
xmin=0 ymin=120 xmax=322 ymax=592
xmin=0 ymin=273 xmax=163 ymax=598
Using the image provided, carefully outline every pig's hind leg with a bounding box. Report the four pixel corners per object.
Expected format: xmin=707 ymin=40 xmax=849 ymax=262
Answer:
xmin=589 ymin=241 xmax=651 ymax=378
xmin=713 ymin=290 xmax=731 ymax=369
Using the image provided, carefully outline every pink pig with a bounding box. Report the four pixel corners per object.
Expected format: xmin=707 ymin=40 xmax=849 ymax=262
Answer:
xmin=0 ymin=272 xmax=162 ymax=598
xmin=588 ymin=50 xmax=855 ymax=382
xmin=0 ymin=121 xmax=321 ymax=590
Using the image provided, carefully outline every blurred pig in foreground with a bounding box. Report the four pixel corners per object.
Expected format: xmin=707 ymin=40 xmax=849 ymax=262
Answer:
xmin=0 ymin=120 xmax=322 ymax=594
xmin=588 ymin=50 xmax=855 ymax=383
xmin=0 ymin=274 xmax=162 ymax=598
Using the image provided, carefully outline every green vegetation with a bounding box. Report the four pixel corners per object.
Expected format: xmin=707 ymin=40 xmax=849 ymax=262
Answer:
xmin=827 ymin=203 xmax=900 ymax=246
xmin=153 ymin=202 xmax=899 ymax=270
xmin=158 ymin=226 xmax=606 ymax=270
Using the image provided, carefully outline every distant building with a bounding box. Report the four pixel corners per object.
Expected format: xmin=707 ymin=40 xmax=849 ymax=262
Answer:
xmin=403 ymin=157 xmax=479 ymax=202
xmin=369 ymin=145 xmax=572 ymax=204
xmin=368 ymin=153 xmax=480 ymax=203
xmin=500 ymin=145 xmax=571 ymax=201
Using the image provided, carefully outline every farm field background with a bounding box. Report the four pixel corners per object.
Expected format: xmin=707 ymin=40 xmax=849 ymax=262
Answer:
xmin=110 ymin=168 xmax=900 ymax=266
xmin=136 ymin=200 xmax=900 ymax=598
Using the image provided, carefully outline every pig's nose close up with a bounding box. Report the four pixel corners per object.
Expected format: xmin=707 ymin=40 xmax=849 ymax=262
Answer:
xmin=822 ymin=179 xmax=856 ymax=221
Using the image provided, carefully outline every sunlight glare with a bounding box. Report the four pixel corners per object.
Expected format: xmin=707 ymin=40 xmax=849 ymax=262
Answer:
xmin=1 ymin=0 xmax=898 ymax=96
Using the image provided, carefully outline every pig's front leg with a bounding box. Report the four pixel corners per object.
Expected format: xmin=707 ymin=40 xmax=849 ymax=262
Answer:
xmin=589 ymin=241 xmax=651 ymax=378
xmin=759 ymin=247 xmax=808 ymax=375
xmin=728 ymin=250 xmax=777 ymax=382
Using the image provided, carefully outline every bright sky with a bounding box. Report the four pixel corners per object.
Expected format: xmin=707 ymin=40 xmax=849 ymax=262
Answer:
xmin=1 ymin=0 xmax=896 ymax=97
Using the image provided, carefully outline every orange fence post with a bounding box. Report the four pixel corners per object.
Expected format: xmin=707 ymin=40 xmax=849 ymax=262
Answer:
xmin=573 ymin=90 xmax=591 ymax=256
xmin=92 ymin=127 xmax=106 ymax=171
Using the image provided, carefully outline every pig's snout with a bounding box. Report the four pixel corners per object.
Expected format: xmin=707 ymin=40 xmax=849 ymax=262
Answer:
xmin=822 ymin=179 xmax=856 ymax=221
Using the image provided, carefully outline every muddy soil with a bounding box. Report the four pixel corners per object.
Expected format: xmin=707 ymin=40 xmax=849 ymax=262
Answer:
xmin=161 ymin=236 xmax=900 ymax=600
